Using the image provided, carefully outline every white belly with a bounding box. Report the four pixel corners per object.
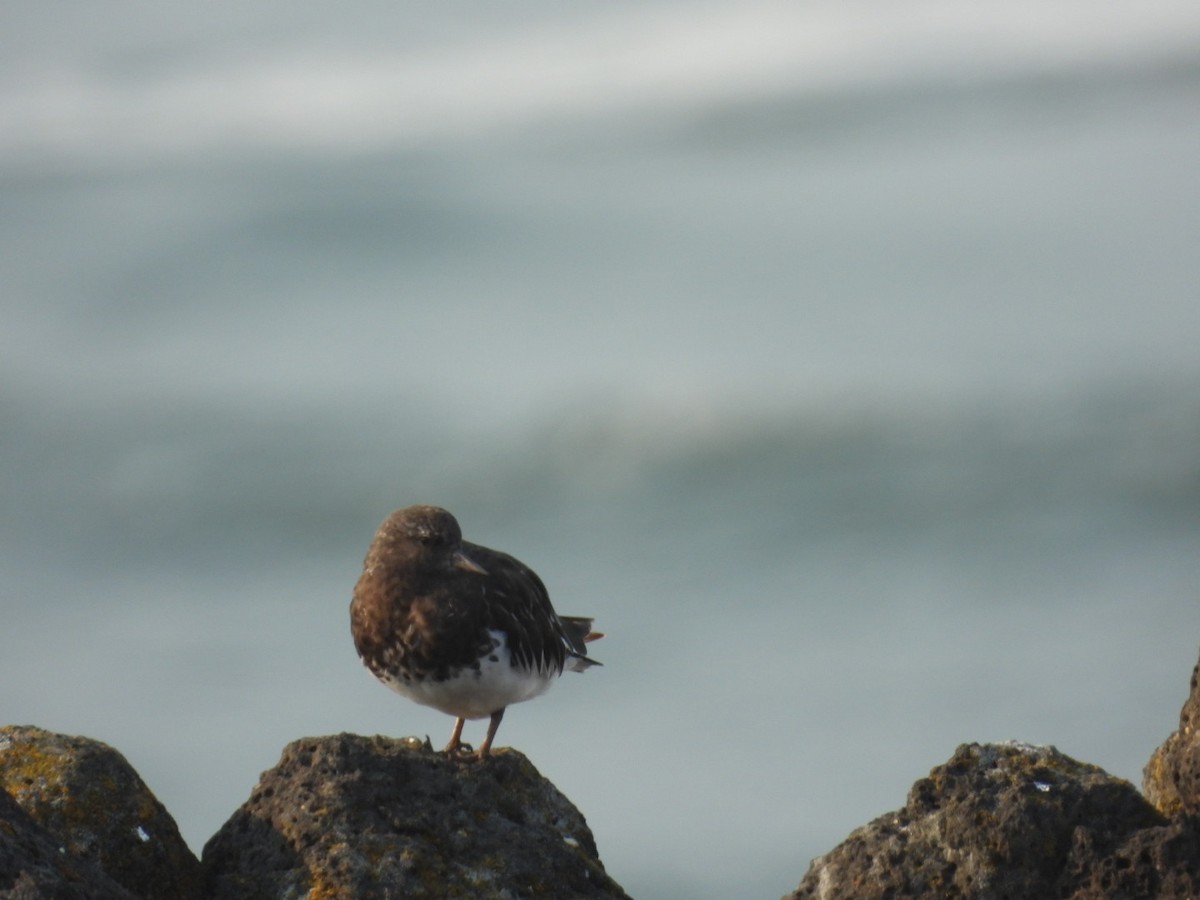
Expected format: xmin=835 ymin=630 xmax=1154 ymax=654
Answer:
xmin=379 ymin=635 xmax=557 ymax=720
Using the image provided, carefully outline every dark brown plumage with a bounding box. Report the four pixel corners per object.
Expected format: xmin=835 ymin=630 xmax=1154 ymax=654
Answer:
xmin=350 ymin=505 xmax=601 ymax=758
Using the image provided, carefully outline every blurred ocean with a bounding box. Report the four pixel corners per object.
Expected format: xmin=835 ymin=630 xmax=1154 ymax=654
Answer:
xmin=3 ymin=2 xmax=1200 ymax=897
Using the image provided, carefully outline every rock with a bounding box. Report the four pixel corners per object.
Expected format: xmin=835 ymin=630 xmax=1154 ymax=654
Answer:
xmin=201 ymin=733 xmax=630 ymax=900
xmin=0 ymin=788 xmax=137 ymax=899
xmin=0 ymin=725 xmax=201 ymax=900
xmin=1065 ymin=820 xmax=1200 ymax=898
xmin=784 ymin=741 xmax=1200 ymax=900
xmin=1143 ymin=650 xmax=1200 ymax=817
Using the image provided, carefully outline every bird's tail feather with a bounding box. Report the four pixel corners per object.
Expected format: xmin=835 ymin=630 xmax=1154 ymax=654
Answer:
xmin=567 ymin=657 xmax=601 ymax=672
xmin=560 ymin=615 xmax=603 ymax=669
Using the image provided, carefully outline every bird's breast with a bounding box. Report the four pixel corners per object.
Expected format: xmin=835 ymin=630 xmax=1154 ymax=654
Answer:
xmin=377 ymin=633 xmax=558 ymax=718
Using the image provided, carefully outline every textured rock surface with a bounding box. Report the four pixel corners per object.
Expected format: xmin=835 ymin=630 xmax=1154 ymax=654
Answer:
xmin=785 ymin=741 xmax=1200 ymax=900
xmin=1144 ymin=651 xmax=1200 ymax=817
xmin=201 ymin=733 xmax=630 ymax=900
xmin=0 ymin=788 xmax=136 ymax=899
xmin=1065 ymin=820 xmax=1200 ymax=898
xmin=0 ymin=725 xmax=201 ymax=900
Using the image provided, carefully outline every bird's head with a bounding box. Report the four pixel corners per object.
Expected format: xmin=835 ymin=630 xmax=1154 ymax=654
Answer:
xmin=369 ymin=505 xmax=488 ymax=575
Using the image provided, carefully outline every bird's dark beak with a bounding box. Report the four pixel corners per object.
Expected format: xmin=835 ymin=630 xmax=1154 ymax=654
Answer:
xmin=453 ymin=550 xmax=488 ymax=576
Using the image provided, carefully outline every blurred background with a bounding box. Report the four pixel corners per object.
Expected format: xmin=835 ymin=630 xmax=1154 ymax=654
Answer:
xmin=3 ymin=1 xmax=1200 ymax=897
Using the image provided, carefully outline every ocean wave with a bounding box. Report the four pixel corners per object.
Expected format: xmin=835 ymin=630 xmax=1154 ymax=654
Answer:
xmin=3 ymin=0 xmax=1199 ymax=165
xmin=3 ymin=379 xmax=1196 ymax=581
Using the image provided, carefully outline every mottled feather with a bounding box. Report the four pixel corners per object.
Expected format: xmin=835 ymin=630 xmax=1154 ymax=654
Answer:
xmin=349 ymin=505 xmax=601 ymax=757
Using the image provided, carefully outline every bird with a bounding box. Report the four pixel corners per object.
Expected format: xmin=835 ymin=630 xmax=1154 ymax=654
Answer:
xmin=349 ymin=505 xmax=601 ymax=759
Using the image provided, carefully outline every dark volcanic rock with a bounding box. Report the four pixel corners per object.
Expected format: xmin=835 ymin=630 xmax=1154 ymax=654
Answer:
xmin=0 ymin=725 xmax=201 ymax=900
xmin=201 ymin=733 xmax=630 ymax=900
xmin=1144 ymin=651 xmax=1200 ymax=817
xmin=785 ymin=741 xmax=1200 ymax=900
xmin=1065 ymin=820 xmax=1200 ymax=898
xmin=0 ymin=789 xmax=136 ymax=899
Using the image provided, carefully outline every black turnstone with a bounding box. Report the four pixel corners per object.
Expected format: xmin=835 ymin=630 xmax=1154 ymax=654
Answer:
xmin=350 ymin=505 xmax=601 ymax=759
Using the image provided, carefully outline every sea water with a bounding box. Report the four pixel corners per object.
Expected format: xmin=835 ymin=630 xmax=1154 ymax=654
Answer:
xmin=3 ymin=3 xmax=1200 ymax=897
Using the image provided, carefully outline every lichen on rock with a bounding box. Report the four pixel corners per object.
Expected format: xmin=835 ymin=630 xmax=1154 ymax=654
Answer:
xmin=0 ymin=724 xmax=201 ymax=899
xmin=1143 ymin=651 xmax=1200 ymax=818
xmin=200 ymin=732 xmax=630 ymax=900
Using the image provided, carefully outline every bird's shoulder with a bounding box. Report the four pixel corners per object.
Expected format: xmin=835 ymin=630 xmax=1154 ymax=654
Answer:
xmin=466 ymin=542 xmax=553 ymax=607
xmin=465 ymin=541 xmax=569 ymax=672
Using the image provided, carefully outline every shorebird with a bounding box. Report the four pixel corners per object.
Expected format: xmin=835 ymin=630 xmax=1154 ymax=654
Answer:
xmin=350 ymin=505 xmax=601 ymax=758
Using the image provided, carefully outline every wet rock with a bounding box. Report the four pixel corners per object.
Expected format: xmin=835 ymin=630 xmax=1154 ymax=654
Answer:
xmin=0 ymin=788 xmax=137 ymax=899
xmin=201 ymin=732 xmax=630 ymax=900
xmin=784 ymin=741 xmax=1198 ymax=900
xmin=0 ymin=725 xmax=201 ymax=900
xmin=1143 ymin=651 xmax=1200 ymax=817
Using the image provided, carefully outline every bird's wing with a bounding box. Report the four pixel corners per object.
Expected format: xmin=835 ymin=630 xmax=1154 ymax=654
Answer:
xmin=465 ymin=542 xmax=588 ymax=674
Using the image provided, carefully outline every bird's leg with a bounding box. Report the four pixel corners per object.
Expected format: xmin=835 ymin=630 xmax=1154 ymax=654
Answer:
xmin=443 ymin=717 xmax=467 ymax=755
xmin=475 ymin=708 xmax=505 ymax=759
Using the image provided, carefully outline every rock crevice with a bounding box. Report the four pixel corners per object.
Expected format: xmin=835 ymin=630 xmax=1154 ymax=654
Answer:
xmin=1 ymin=726 xmax=628 ymax=900
xmin=7 ymin=647 xmax=1200 ymax=898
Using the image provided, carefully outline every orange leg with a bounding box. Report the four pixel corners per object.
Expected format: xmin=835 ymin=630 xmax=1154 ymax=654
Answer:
xmin=476 ymin=708 xmax=505 ymax=758
xmin=443 ymin=717 xmax=466 ymax=755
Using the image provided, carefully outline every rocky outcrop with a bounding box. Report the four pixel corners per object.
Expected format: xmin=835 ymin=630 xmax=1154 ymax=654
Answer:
xmin=1143 ymin=651 xmax=1200 ymax=818
xmin=200 ymin=733 xmax=630 ymax=900
xmin=787 ymin=740 xmax=1200 ymax=899
xmin=9 ymin=647 xmax=1200 ymax=898
xmin=786 ymin=645 xmax=1200 ymax=900
xmin=785 ymin=741 xmax=1182 ymax=899
xmin=0 ymin=788 xmax=137 ymax=899
xmin=2 ymin=726 xmax=626 ymax=900
xmin=0 ymin=725 xmax=201 ymax=899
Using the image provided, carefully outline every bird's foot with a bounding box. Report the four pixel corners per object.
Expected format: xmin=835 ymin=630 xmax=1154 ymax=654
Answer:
xmin=444 ymin=741 xmax=493 ymax=762
xmin=440 ymin=712 xmax=501 ymax=761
